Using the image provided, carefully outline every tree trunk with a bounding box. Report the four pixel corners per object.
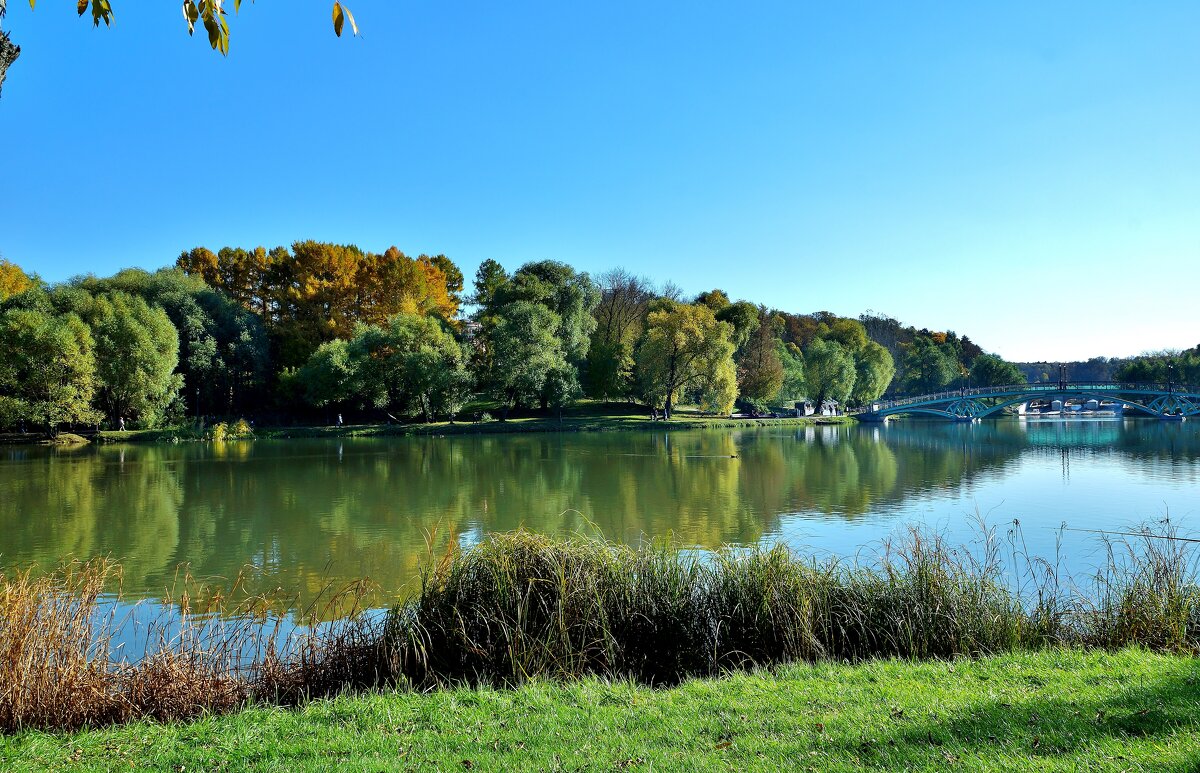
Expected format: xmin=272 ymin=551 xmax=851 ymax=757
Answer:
xmin=664 ymin=391 xmax=673 ymax=421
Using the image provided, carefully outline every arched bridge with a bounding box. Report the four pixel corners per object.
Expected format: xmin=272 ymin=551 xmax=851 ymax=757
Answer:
xmin=854 ymin=382 xmax=1200 ymax=422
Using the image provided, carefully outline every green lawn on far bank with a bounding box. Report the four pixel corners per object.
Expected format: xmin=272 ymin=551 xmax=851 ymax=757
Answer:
xmin=5 ymin=648 xmax=1197 ymax=772
xmin=73 ymin=401 xmax=852 ymax=444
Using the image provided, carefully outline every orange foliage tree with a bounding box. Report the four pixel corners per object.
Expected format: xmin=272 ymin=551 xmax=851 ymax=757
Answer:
xmin=178 ymin=242 xmax=461 ymax=368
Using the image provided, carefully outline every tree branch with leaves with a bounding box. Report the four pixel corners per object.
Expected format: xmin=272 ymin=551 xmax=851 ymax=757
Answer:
xmin=1 ymin=0 xmax=358 ymax=96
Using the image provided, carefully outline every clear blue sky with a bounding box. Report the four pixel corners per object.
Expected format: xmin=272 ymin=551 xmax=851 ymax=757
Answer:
xmin=2 ymin=2 xmax=1197 ymax=361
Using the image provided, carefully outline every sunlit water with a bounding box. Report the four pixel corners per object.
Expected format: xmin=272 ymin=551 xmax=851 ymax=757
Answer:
xmin=2 ymin=418 xmax=1197 ymax=623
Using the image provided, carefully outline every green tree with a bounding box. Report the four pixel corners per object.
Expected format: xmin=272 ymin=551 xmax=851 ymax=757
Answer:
xmin=901 ymin=337 xmax=958 ymax=395
xmin=969 ymin=354 xmax=1025 ymax=388
xmin=78 ymin=268 xmax=270 ymax=416
xmin=818 ymin=317 xmax=869 ymax=355
xmin=468 ymin=259 xmax=512 ymax=391
xmin=497 ymin=261 xmax=600 ymax=365
xmin=297 ymin=339 xmax=357 ymax=409
xmin=489 ymin=301 xmax=571 ymax=410
xmin=694 ymin=289 xmax=730 ymax=311
xmin=82 ymin=292 xmax=182 ymax=426
xmin=715 ymin=300 xmax=761 ymax=352
xmin=803 ymin=338 xmax=856 ymax=409
xmin=360 ymin=314 xmax=470 ymax=422
xmin=635 ymin=301 xmax=737 ymax=418
xmin=0 ymin=306 xmax=101 ymax=434
xmin=851 ymin=340 xmax=895 ymax=405
xmin=300 ymin=315 xmax=469 ymax=422
xmin=735 ymin=311 xmax=783 ymax=406
xmin=776 ymin=340 xmax=806 ymax=402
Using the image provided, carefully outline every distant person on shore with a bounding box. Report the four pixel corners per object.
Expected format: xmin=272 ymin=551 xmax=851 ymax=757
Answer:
xmin=336 ymin=413 xmax=343 ymax=427
xmin=118 ymin=416 xmax=126 ymax=432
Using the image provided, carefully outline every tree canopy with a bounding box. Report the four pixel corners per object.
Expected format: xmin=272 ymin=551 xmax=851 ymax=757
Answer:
xmin=0 ymin=305 xmax=101 ymax=434
xmin=635 ymin=301 xmax=737 ymax=418
xmin=178 ymin=242 xmax=461 ymax=368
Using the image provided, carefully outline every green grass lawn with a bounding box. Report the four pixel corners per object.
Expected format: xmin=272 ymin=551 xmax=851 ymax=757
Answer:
xmin=5 ymin=648 xmax=1197 ymax=771
xmin=83 ymin=401 xmax=851 ymax=443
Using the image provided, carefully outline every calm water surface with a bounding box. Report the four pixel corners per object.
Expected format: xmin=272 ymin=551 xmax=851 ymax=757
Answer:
xmin=1 ymin=419 xmax=1198 ymax=611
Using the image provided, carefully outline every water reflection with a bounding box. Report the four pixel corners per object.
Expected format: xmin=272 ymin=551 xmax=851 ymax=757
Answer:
xmin=1 ymin=418 xmax=1197 ymax=610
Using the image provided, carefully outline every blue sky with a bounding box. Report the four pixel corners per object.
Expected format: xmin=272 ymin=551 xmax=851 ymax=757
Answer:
xmin=1 ymin=1 xmax=1197 ymax=361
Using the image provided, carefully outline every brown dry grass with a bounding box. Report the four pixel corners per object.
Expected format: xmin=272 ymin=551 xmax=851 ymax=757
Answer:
xmin=0 ymin=560 xmax=383 ymax=733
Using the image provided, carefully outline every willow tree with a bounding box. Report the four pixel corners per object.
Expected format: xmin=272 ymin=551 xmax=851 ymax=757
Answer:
xmin=803 ymin=338 xmax=855 ymax=409
xmin=851 ymin=340 xmax=895 ymax=405
xmin=635 ymin=301 xmax=737 ymax=419
xmin=0 ymin=306 xmax=101 ymax=435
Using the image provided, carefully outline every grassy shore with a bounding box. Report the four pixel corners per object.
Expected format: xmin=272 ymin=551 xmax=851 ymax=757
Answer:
xmin=97 ymin=402 xmax=851 ymax=443
xmin=1 ymin=402 xmax=852 ymax=445
xmin=6 ymin=648 xmax=1198 ymax=771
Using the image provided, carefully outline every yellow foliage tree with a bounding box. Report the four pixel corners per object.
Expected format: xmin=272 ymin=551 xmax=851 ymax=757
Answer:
xmin=0 ymin=258 xmax=33 ymax=301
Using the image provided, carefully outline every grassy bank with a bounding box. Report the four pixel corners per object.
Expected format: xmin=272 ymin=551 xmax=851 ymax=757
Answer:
xmin=3 ymin=524 xmax=1198 ymax=739
xmin=75 ymin=402 xmax=851 ymax=443
xmin=6 ymin=648 xmax=1198 ymax=771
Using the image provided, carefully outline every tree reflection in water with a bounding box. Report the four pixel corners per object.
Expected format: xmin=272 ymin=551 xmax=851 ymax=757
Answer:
xmin=0 ymin=419 xmax=1196 ymax=614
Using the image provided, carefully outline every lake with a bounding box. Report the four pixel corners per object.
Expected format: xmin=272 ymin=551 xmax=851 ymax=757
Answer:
xmin=2 ymin=418 xmax=1198 ymax=613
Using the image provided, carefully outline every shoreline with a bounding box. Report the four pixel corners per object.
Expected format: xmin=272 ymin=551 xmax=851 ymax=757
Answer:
xmin=1 ymin=413 xmax=854 ymax=446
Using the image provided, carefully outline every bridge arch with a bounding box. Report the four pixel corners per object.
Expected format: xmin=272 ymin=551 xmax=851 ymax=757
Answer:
xmin=855 ymin=382 xmax=1200 ymax=422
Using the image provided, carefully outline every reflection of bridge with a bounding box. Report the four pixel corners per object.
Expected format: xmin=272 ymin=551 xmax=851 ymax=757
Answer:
xmin=854 ymin=382 xmax=1200 ymax=422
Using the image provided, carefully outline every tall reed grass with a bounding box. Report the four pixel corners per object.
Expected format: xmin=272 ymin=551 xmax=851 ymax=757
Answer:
xmin=2 ymin=520 xmax=1197 ymax=732
xmin=0 ymin=561 xmax=383 ymax=733
xmin=390 ymin=521 xmax=1199 ymax=687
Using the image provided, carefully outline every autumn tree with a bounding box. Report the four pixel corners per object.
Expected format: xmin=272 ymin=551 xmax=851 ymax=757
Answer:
xmin=635 ymin=301 xmax=737 ymax=418
xmin=0 ymin=258 xmax=34 ymax=300
xmin=735 ymin=309 xmax=784 ymax=407
xmin=694 ymin=289 xmax=731 ymax=312
xmin=178 ymin=242 xmax=462 ymax=369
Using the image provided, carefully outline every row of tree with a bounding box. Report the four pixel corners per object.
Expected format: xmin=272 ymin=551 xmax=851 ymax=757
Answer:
xmin=1111 ymin=348 xmax=1200 ymax=386
xmin=0 ymin=249 xmax=1024 ymax=433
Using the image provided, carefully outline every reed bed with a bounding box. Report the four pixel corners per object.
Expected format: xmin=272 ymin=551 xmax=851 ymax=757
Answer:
xmin=391 ymin=522 xmax=1199 ymax=686
xmin=0 ymin=561 xmax=383 ymax=733
xmin=2 ymin=520 xmax=1198 ymax=732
